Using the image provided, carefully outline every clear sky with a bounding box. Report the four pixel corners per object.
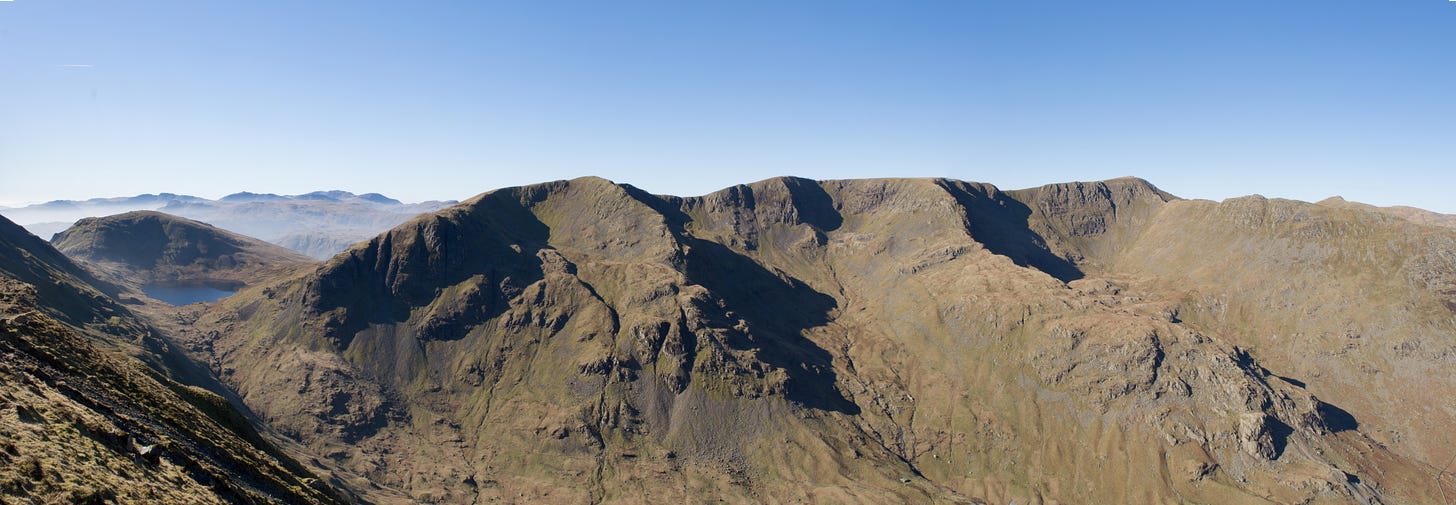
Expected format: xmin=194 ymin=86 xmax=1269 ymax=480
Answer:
xmin=2 ymin=1 xmax=1454 ymax=212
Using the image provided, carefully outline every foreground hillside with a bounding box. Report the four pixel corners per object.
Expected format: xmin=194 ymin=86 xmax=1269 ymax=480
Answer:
xmin=0 ymin=215 xmax=345 ymax=504
xmin=177 ymin=176 xmax=1454 ymax=504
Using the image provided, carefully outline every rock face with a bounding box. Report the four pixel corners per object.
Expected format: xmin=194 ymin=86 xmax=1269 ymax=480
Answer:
xmin=0 ymin=214 xmax=343 ymax=504
xmin=51 ymin=210 xmax=316 ymax=290
xmin=177 ymin=176 xmax=1455 ymax=504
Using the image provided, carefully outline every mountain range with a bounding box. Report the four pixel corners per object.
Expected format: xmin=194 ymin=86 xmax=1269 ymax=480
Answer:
xmin=0 ymin=191 xmax=455 ymax=260
xmin=2 ymin=176 xmax=1454 ymax=504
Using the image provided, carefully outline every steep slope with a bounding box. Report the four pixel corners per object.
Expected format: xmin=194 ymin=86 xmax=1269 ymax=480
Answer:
xmin=1068 ymin=194 xmax=1456 ymax=472
xmin=0 ymin=211 xmax=132 ymax=333
xmin=52 ymin=211 xmax=316 ymax=291
xmin=0 ymin=214 xmax=345 ymax=504
xmin=999 ymin=180 xmax=1456 ymax=473
xmin=186 ymin=176 xmax=1451 ymax=504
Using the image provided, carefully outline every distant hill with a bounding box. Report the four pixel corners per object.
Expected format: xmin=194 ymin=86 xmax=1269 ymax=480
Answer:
xmin=0 ymin=191 xmax=455 ymax=259
xmin=218 ymin=192 xmax=290 ymax=203
xmin=271 ymin=231 xmax=375 ymax=261
xmin=51 ymin=211 xmax=316 ymax=290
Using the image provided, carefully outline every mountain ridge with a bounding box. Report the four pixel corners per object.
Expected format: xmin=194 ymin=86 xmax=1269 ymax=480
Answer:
xmin=1 ymin=191 xmax=457 ymax=260
xmin=169 ymin=175 xmax=1454 ymax=504
xmin=7 ymin=175 xmax=1452 ymax=503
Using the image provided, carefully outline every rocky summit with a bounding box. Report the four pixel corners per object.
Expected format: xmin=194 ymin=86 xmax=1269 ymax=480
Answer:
xmin=4 ymin=176 xmax=1455 ymax=504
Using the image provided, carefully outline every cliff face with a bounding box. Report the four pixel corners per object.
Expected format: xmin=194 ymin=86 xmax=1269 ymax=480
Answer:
xmin=186 ymin=176 xmax=1455 ymax=504
xmin=0 ymin=215 xmax=344 ymax=504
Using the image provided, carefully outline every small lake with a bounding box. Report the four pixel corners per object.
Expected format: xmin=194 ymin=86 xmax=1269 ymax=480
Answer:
xmin=141 ymin=284 xmax=238 ymax=305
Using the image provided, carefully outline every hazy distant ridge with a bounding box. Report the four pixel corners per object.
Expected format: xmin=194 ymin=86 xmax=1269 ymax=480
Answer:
xmin=0 ymin=191 xmax=456 ymax=259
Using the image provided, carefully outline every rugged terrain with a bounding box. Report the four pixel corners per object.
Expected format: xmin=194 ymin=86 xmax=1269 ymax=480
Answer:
xmin=6 ymin=176 xmax=1452 ymax=504
xmin=157 ymin=176 xmax=1454 ymax=504
xmin=0 ymin=215 xmax=344 ymax=504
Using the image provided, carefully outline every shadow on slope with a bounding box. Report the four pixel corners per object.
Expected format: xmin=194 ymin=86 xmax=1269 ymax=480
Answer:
xmin=1317 ymin=402 xmax=1360 ymax=433
xmin=779 ymin=176 xmax=843 ymax=232
xmin=620 ymin=182 xmax=859 ymax=414
xmin=306 ymin=190 xmax=550 ymax=347
xmin=683 ymin=238 xmax=859 ymax=415
xmin=938 ymin=181 xmax=1084 ymax=282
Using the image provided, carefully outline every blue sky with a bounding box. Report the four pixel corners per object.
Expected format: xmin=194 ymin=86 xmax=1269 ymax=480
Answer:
xmin=2 ymin=1 xmax=1454 ymax=212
